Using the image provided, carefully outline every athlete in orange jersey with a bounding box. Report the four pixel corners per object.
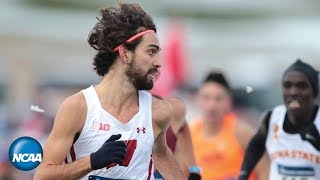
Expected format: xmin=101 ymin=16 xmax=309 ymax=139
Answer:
xmin=190 ymin=71 xmax=269 ymax=180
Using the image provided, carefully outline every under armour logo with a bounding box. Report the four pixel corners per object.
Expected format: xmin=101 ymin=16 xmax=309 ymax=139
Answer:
xmin=305 ymin=133 xmax=316 ymax=141
xmin=137 ymin=127 xmax=146 ymax=134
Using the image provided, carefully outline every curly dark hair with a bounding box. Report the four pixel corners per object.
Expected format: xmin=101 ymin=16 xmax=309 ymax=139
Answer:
xmin=88 ymin=3 xmax=157 ymax=76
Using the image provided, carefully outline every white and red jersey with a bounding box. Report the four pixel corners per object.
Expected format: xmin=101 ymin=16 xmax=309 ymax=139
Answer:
xmin=65 ymin=86 xmax=155 ymax=180
xmin=266 ymin=105 xmax=320 ymax=180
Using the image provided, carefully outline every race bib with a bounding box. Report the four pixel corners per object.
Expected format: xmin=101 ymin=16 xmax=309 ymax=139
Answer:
xmin=278 ymin=164 xmax=315 ymax=180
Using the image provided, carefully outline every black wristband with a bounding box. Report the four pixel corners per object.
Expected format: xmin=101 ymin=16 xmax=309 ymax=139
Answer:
xmin=238 ymin=170 xmax=249 ymax=180
xmin=188 ymin=173 xmax=201 ymax=180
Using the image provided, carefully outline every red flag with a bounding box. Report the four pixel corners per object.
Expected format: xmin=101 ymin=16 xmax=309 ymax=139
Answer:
xmin=152 ymin=20 xmax=188 ymax=96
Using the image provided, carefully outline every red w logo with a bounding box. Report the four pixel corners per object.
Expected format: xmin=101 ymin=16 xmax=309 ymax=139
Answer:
xmin=106 ymin=140 xmax=137 ymax=169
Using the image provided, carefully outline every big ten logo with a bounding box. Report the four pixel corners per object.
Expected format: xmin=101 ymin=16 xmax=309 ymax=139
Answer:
xmin=9 ymin=136 xmax=43 ymax=171
xmin=92 ymin=121 xmax=110 ymax=131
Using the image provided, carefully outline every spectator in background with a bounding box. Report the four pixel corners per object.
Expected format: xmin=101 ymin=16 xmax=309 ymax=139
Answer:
xmin=239 ymin=59 xmax=320 ymax=180
xmin=190 ymin=70 xmax=269 ymax=180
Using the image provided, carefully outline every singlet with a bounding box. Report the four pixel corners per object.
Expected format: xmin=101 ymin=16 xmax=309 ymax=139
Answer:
xmin=64 ymin=86 xmax=155 ymax=180
xmin=190 ymin=113 xmax=255 ymax=180
xmin=266 ymin=105 xmax=320 ymax=180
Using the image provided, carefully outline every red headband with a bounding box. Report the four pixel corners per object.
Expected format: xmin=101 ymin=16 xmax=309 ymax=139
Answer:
xmin=113 ymin=29 xmax=155 ymax=52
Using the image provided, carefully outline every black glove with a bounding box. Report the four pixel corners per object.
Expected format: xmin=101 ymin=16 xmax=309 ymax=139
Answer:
xmin=188 ymin=172 xmax=201 ymax=180
xmin=299 ymin=123 xmax=320 ymax=151
xmin=90 ymin=134 xmax=126 ymax=170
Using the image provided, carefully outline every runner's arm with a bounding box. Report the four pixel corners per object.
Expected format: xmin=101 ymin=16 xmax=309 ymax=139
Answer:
xmin=152 ymin=99 xmax=186 ymax=180
xmin=239 ymin=111 xmax=271 ymax=180
xmin=34 ymin=93 xmax=92 ymax=180
xmin=167 ymin=98 xmax=200 ymax=179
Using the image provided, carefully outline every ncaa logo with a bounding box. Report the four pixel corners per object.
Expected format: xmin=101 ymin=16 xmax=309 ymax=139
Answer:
xmin=9 ymin=136 xmax=43 ymax=171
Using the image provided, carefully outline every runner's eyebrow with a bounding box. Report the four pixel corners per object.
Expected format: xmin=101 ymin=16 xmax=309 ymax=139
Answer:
xmin=148 ymin=44 xmax=161 ymax=51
